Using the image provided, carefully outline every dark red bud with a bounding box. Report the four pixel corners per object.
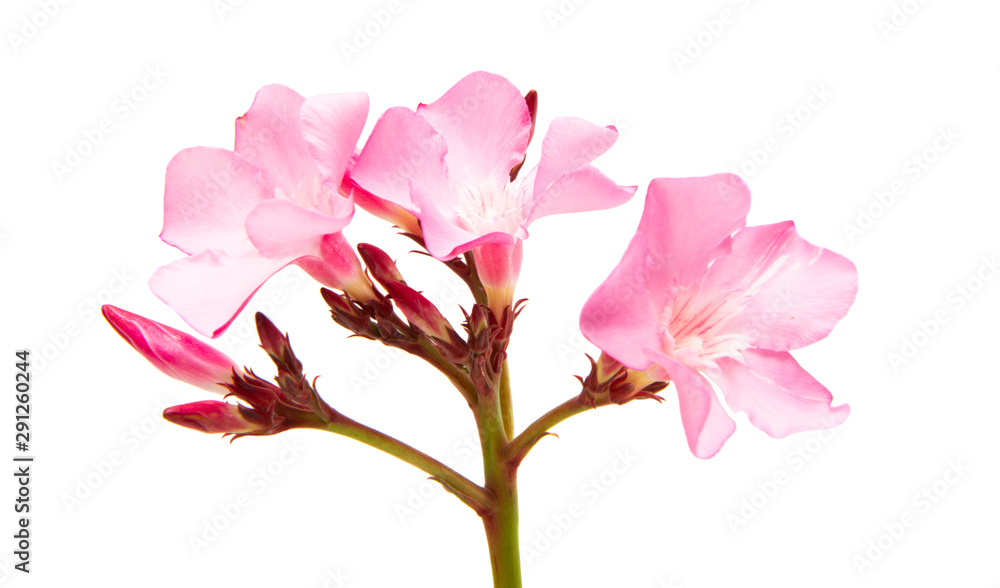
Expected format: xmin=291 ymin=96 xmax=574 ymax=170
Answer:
xmin=357 ymin=243 xmax=406 ymax=290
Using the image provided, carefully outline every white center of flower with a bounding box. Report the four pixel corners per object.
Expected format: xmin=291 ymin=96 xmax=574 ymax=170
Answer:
xmin=660 ymin=286 xmax=751 ymax=370
xmin=453 ymin=178 xmax=529 ymax=236
xmin=273 ymin=176 xmax=340 ymax=217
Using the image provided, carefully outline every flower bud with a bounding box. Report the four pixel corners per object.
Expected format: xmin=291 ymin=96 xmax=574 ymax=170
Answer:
xmin=385 ymin=281 xmax=469 ymax=359
xmin=357 ymin=243 xmax=406 ymax=290
xmin=102 ymin=305 xmax=236 ymax=393
xmin=163 ymin=401 xmax=266 ymax=434
xmin=384 ymin=282 xmax=455 ymax=342
xmin=255 ymin=313 xmax=302 ymax=375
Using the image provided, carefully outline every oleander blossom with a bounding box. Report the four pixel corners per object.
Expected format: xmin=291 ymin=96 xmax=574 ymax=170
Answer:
xmin=150 ymin=84 xmax=374 ymax=338
xmin=580 ymin=174 xmax=858 ymax=458
xmin=337 ymin=71 xmax=636 ymax=311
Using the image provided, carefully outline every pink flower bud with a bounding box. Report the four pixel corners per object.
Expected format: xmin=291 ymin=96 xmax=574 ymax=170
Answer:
xmin=384 ymin=282 xmax=456 ymax=342
xmin=102 ymin=305 xmax=237 ymax=393
xmin=163 ymin=401 xmax=265 ymax=434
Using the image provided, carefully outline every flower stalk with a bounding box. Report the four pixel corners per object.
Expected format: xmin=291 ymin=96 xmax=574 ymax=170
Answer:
xmin=474 ymin=370 xmax=522 ymax=587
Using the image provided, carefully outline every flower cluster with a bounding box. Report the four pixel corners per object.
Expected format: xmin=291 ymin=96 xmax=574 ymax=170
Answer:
xmin=105 ymin=71 xmax=856 ymax=460
xmin=104 ymin=71 xmax=858 ymax=586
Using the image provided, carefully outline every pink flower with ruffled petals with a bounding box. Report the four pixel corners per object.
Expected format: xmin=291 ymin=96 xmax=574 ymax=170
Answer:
xmin=336 ymin=71 xmax=636 ymax=311
xmin=580 ymin=174 xmax=858 ymax=458
xmin=150 ymin=84 xmax=375 ymax=337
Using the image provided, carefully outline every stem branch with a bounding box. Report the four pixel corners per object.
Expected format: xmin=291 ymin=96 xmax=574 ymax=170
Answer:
xmin=320 ymin=412 xmax=493 ymax=512
xmin=506 ymin=395 xmax=608 ymax=464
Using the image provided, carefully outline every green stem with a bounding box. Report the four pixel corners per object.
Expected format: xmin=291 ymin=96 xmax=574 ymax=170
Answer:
xmin=506 ymin=395 xmax=608 ymax=465
xmin=475 ymin=384 xmax=522 ymax=587
xmin=320 ymin=412 xmax=493 ymax=512
xmin=498 ymin=361 xmax=514 ymax=439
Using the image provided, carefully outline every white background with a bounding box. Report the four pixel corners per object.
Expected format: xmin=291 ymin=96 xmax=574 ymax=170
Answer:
xmin=2 ymin=0 xmax=998 ymax=586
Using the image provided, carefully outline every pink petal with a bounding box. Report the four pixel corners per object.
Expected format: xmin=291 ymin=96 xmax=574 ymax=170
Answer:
xmin=160 ymin=147 xmax=270 ymax=256
xmin=149 ymin=249 xmax=297 ymax=338
xmin=300 ymin=91 xmax=370 ymax=188
xmin=416 ymin=71 xmax=532 ymax=188
xmin=101 ymin=305 xmax=236 ymax=393
xmin=579 ymin=235 xmax=662 ymax=370
xmin=343 ymin=178 xmax=421 ymax=235
xmin=349 ymin=106 xmax=449 ymax=212
xmin=527 ymin=165 xmax=636 ymax=222
xmin=647 ymin=350 xmax=736 ymax=459
xmin=639 ymin=175 xmax=751 ymax=291
xmin=532 ymin=117 xmax=620 ymax=195
xmin=713 ymin=349 xmax=849 ymax=438
xmin=234 ymin=84 xmax=320 ymax=194
xmin=701 ymin=221 xmax=859 ymax=351
xmin=245 ymin=198 xmax=352 ymax=257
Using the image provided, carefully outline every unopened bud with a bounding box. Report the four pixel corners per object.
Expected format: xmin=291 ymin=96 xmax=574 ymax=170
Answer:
xmin=385 ymin=282 xmax=456 ymax=342
xmin=357 ymin=243 xmax=405 ymax=290
xmin=163 ymin=401 xmax=266 ymax=434
xmin=102 ymin=305 xmax=236 ymax=394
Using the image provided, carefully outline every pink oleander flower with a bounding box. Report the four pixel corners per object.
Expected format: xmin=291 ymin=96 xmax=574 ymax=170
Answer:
xmin=580 ymin=174 xmax=858 ymax=458
xmin=102 ymin=305 xmax=237 ymax=393
xmin=150 ymin=84 xmax=375 ymax=337
xmin=338 ymin=71 xmax=636 ymax=312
